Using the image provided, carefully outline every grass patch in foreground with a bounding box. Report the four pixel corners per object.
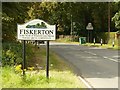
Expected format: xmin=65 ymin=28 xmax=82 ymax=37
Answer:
xmin=1 ymin=66 xmax=86 ymax=88
xmin=1 ymin=45 xmax=86 ymax=88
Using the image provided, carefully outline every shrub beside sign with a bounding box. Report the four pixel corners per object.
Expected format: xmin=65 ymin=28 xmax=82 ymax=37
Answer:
xmin=17 ymin=19 xmax=56 ymax=40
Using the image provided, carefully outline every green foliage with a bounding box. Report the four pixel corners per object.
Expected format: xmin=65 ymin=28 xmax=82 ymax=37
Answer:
xmin=2 ymin=42 xmax=22 ymax=66
xmin=2 ymin=50 xmax=17 ymax=66
xmin=27 ymin=66 xmax=34 ymax=71
xmin=2 ymin=2 xmax=32 ymax=42
xmin=14 ymin=64 xmax=23 ymax=75
xmin=92 ymin=31 xmax=116 ymax=44
xmin=1 ymin=43 xmax=86 ymax=88
xmin=30 ymin=2 xmax=117 ymax=37
xmin=2 ymin=42 xmax=34 ymax=66
xmin=112 ymin=1 xmax=120 ymax=29
xmin=56 ymin=37 xmax=71 ymax=42
xmin=102 ymin=32 xmax=117 ymax=45
xmin=112 ymin=11 xmax=120 ymax=29
xmin=116 ymin=30 xmax=120 ymax=34
xmin=108 ymin=32 xmax=118 ymax=45
xmin=97 ymin=32 xmax=109 ymax=44
xmin=26 ymin=23 xmax=47 ymax=28
xmin=95 ymin=32 xmax=118 ymax=45
xmin=2 ymin=2 xmax=119 ymax=42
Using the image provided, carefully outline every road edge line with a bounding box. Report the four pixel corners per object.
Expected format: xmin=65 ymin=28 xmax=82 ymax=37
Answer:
xmin=103 ymin=56 xmax=118 ymax=62
xmin=78 ymin=76 xmax=94 ymax=89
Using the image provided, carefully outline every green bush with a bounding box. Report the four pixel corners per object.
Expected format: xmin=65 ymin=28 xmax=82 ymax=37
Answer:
xmin=98 ymin=32 xmax=118 ymax=45
xmin=107 ymin=32 xmax=118 ymax=46
xmin=98 ymin=32 xmax=109 ymax=44
xmin=2 ymin=50 xmax=18 ymax=66
xmin=2 ymin=42 xmax=34 ymax=66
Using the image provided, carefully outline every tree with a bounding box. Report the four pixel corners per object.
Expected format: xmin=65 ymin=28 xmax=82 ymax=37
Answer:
xmin=2 ymin=2 xmax=32 ymax=42
xmin=112 ymin=0 xmax=120 ymax=30
xmin=2 ymin=2 xmax=118 ymax=42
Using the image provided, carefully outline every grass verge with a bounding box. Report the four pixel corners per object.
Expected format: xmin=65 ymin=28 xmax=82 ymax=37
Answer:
xmin=1 ymin=45 xmax=86 ymax=88
xmin=54 ymin=37 xmax=120 ymax=50
xmin=54 ymin=38 xmax=79 ymax=44
xmin=83 ymin=43 xmax=120 ymax=50
xmin=1 ymin=66 xmax=86 ymax=88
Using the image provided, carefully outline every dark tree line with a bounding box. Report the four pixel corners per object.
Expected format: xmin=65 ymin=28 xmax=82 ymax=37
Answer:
xmin=2 ymin=2 xmax=32 ymax=42
xmin=2 ymin=2 xmax=120 ymax=42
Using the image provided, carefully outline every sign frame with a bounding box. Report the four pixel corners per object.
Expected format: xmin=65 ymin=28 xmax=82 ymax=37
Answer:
xmin=17 ymin=19 xmax=56 ymax=40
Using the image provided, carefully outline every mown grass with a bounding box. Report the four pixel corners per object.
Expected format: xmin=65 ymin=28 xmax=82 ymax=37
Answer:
xmin=55 ymin=37 xmax=71 ymax=42
xmin=54 ymin=38 xmax=79 ymax=44
xmin=1 ymin=43 xmax=86 ymax=88
xmin=1 ymin=66 xmax=85 ymax=88
xmin=83 ymin=43 xmax=120 ymax=50
xmin=30 ymin=45 xmax=71 ymax=71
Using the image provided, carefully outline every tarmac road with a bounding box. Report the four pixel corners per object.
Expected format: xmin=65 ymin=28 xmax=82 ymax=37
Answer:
xmin=49 ymin=42 xmax=119 ymax=89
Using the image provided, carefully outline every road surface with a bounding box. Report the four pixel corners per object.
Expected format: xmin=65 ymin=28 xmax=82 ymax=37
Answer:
xmin=49 ymin=42 xmax=119 ymax=89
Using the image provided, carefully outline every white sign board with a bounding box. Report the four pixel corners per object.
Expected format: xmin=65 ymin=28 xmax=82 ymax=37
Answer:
xmin=86 ymin=23 xmax=93 ymax=30
xmin=17 ymin=19 xmax=56 ymax=40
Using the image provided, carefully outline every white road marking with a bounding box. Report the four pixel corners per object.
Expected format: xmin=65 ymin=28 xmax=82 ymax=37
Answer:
xmin=103 ymin=56 xmax=108 ymax=59
xmin=78 ymin=76 xmax=94 ymax=89
xmin=84 ymin=51 xmax=118 ymax=63
xmin=103 ymin=56 xmax=118 ymax=63
xmin=113 ymin=56 xmax=120 ymax=58
xmin=81 ymin=57 xmax=98 ymax=59
xmin=88 ymin=52 xmax=97 ymax=56
xmin=84 ymin=51 xmax=97 ymax=55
